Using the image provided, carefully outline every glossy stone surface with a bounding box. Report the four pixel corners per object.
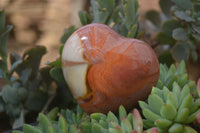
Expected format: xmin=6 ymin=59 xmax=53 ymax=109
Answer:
xmin=62 ymin=23 xmax=160 ymax=113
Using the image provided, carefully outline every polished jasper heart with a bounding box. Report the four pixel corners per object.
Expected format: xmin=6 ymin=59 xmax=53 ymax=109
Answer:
xmin=62 ymin=23 xmax=160 ymax=113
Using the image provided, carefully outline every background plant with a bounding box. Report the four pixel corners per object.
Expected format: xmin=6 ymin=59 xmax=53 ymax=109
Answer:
xmin=146 ymin=0 xmax=200 ymax=65
xmin=0 ymin=9 xmax=75 ymax=129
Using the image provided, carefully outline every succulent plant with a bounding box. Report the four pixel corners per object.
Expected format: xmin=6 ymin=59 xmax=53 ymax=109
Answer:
xmin=139 ymin=61 xmax=200 ymax=132
xmin=13 ymin=105 xmax=159 ymax=133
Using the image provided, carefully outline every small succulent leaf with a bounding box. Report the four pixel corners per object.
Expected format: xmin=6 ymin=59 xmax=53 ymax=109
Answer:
xmin=148 ymin=94 xmax=164 ymax=115
xmin=23 ymin=124 xmax=41 ymax=133
xmin=91 ymin=123 xmax=103 ymax=133
xmin=174 ymin=11 xmax=195 ymax=22
xmin=0 ymin=25 xmax=13 ymax=58
xmin=167 ymin=64 xmax=176 ymax=79
xmin=182 ymin=126 xmax=198 ymax=133
xmin=175 ymin=108 xmax=189 ymax=123
xmin=142 ymin=108 xmax=162 ymax=122
xmin=178 ymin=94 xmax=192 ymax=111
xmin=47 ymin=107 xmax=59 ymax=121
xmin=39 ymin=113 xmax=51 ymax=133
xmin=2 ymin=85 xmax=20 ymax=104
xmin=178 ymin=73 xmax=188 ymax=87
xmin=162 ymin=20 xmax=181 ymax=37
xmin=171 ymin=0 xmax=192 ymax=10
xmin=151 ymin=87 xmax=163 ymax=99
xmin=58 ymin=116 xmax=68 ymax=133
xmin=60 ymin=26 xmax=76 ymax=44
xmin=119 ymin=105 xmax=127 ymax=122
xmin=107 ymin=111 xmax=119 ymax=124
xmin=162 ymin=87 xmax=169 ymax=102
xmin=91 ymin=113 xmax=106 ymax=122
xmin=121 ymin=117 xmax=132 ymax=133
xmin=12 ymin=110 xmax=24 ymax=129
xmin=185 ymin=109 xmax=200 ymax=123
xmin=172 ymin=28 xmax=188 ymax=41
xmin=159 ymin=0 xmax=174 ymax=17
xmin=156 ymin=32 xmax=176 ymax=45
xmin=0 ymin=9 xmax=5 ymax=34
xmin=160 ymin=103 xmax=177 ymax=121
xmin=154 ymin=118 xmax=172 ymax=128
xmin=171 ymin=44 xmax=189 ymax=61
xmin=68 ymin=125 xmax=79 ymax=133
xmin=176 ymin=61 xmax=186 ymax=75
xmin=168 ymin=123 xmax=183 ymax=133
xmin=144 ymin=127 xmax=159 ymax=133
xmin=50 ymin=67 xmax=66 ymax=83
xmin=12 ymin=131 xmax=24 ymax=133
xmin=166 ymin=92 xmax=178 ymax=109
xmin=139 ymin=101 xmax=150 ymax=110
xmin=48 ymin=126 xmax=56 ymax=133
xmin=47 ymin=59 xmax=62 ymax=68
xmin=81 ymin=122 xmax=92 ymax=133
xmin=132 ymin=109 xmax=143 ymax=133
xmin=146 ymin=10 xmax=161 ymax=27
xmin=179 ymin=84 xmax=190 ymax=105
xmin=143 ymin=119 xmax=155 ymax=129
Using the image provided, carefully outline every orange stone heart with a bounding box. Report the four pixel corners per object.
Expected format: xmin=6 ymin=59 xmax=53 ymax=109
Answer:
xmin=62 ymin=23 xmax=160 ymax=113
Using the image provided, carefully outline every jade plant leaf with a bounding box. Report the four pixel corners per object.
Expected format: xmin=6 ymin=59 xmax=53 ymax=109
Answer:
xmin=172 ymin=28 xmax=188 ymax=41
xmin=146 ymin=10 xmax=161 ymax=27
xmin=174 ymin=11 xmax=195 ymax=22
xmin=162 ymin=20 xmax=181 ymax=37
xmin=159 ymin=0 xmax=174 ymax=17
xmin=171 ymin=0 xmax=192 ymax=10
xmin=171 ymin=44 xmax=189 ymax=61
xmin=2 ymin=85 xmax=20 ymax=105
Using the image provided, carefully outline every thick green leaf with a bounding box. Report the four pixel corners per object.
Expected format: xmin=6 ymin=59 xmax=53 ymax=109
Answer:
xmin=25 ymin=91 xmax=48 ymax=111
xmin=171 ymin=0 xmax=192 ymax=9
xmin=2 ymin=85 xmax=20 ymax=104
xmin=79 ymin=11 xmax=92 ymax=25
xmin=0 ymin=60 xmax=7 ymax=74
xmin=23 ymin=124 xmax=41 ymax=133
xmin=171 ymin=44 xmax=189 ymax=61
xmin=174 ymin=11 xmax=195 ymax=22
xmin=17 ymin=87 xmax=28 ymax=102
xmin=124 ymin=0 xmax=138 ymax=26
xmin=0 ymin=9 xmax=5 ymax=35
xmin=48 ymin=59 xmax=62 ymax=68
xmin=128 ymin=24 xmax=138 ymax=38
xmin=46 ymin=107 xmax=59 ymax=121
xmin=5 ymin=103 xmax=21 ymax=118
xmin=91 ymin=0 xmax=115 ymax=24
xmin=172 ymin=28 xmax=188 ymax=41
xmin=159 ymin=0 xmax=174 ymax=17
xmin=60 ymin=26 xmax=76 ymax=44
xmin=156 ymin=32 xmax=176 ymax=45
xmin=50 ymin=67 xmax=66 ymax=83
xmin=39 ymin=113 xmax=52 ymax=133
xmin=146 ymin=10 xmax=161 ymax=27
xmin=0 ymin=25 xmax=13 ymax=58
xmin=13 ymin=111 xmax=24 ymax=129
xmin=162 ymin=20 xmax=181 ymax=37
